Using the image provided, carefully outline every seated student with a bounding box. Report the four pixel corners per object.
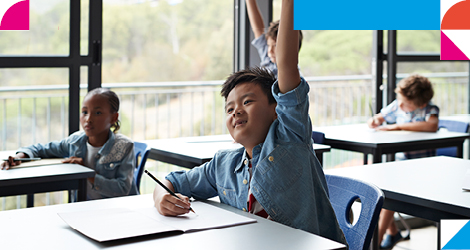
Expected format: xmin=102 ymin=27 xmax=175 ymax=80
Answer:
xmin=368 ymin=74 xmax=439 ymax=250
xmin=245 ymin=0 xmax=303 ymax=76
xmin=153 ymin=0 xmax=347 ymax=246
xmin=1 ymin=88 xmax=138 ymax=200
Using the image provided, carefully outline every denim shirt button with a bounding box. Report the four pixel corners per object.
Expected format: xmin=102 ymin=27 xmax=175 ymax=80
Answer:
xmin=223 ymin=191 xmax=226 ymax=196
xmin=243 ymin=208 xmax=247 ymax=212
xmin=268 ymin=156 xmax=274 ymax=162
xmin=110 ymin=163 xmax=114 ymax=167
xmin=243 ymin=159 xmax=248 ymax=165
xmin=243 ymin=179 xmax=248 ymax=185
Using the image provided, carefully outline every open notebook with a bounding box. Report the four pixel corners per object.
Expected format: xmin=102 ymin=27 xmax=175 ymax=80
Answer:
xmin=58 ymin=201 xmax=256 ymax=242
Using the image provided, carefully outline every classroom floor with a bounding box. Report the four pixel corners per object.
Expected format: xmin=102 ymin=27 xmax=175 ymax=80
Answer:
xmin=393 ymin=225 xmax=437 ymax=250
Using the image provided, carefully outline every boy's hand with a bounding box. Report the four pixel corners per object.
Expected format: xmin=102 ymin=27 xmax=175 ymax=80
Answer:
xmin=154 ymin=191 xmax=191 ymax=216
xmin=62 ymin=156 xmax=84 ymax=166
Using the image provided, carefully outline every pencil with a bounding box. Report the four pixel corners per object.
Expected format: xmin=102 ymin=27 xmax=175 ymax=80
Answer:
xmin=2 ymin=158 xmax=41 ymax=162
xmin=144 ymin=170 xmax=195 ymax=213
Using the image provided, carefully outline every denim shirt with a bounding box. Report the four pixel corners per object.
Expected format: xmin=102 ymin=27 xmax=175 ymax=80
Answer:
xmin=167 ymin=78 xmax=347 ymax=245
xmin=17 ymin=130 xmax=138 ymax=199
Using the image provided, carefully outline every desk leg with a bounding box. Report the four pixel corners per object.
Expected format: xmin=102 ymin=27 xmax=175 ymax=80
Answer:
xmin=77 ymin=179 xmax=87 ymax=202
xmin=317 ymin=153 xmax=323 ymax=167
xmin=363 ymin=153 xmax=368 ymax=165
xmin=437 ymin=222 xmax=441 ymax=250
xmin=26 ymin=194 xmax=34 ymax=207
xmin=457 ymin=144 xmax=463 ymax=158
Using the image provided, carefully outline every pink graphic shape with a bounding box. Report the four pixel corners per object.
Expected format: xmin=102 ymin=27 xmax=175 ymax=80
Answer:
xmin=0 ymin=0 xmax=29 ymax=30
xmin=441 ymin=31 xmax=469 ymax=60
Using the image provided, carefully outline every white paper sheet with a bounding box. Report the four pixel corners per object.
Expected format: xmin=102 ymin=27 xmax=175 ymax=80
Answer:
xmin=58 ymin=201 xmax=256 ymax=242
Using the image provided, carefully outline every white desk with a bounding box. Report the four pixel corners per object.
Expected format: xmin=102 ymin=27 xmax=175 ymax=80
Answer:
xmin=325 ymin=156 xmax=470 ymax=249
xmin=0 ymin=194 xmax=346 ymax=250
xmin=1 ymin=151 xmax=95 ymax=207
xmin=146 ymin=134 xmax=331 ymax=168
xmin=315 ymin=124 xmax=468 ymax=163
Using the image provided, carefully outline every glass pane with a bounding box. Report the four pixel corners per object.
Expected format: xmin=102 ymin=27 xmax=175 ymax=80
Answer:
xmin=81 ymin=0 xmax=89 ymax=55
xmin=0 ymin=0 xmax=70 ymax=56
xmin=102 ymin=0 xmax=233 ymax=82
xmin=397 ymin=30 xmax=440 ymax=54
xmin=0 ymin=68 xmax=69 ymax=150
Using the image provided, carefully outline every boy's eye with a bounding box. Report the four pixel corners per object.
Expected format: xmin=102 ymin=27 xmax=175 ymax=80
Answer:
xmin=81 ymin=111 xmax=88 ymax=115
xmin=226 ymin=108 xmax=233 ymax=114
xmin=96 ymin=111 xmax=102 ymax=115
xmin=244 ymin=100 xmax=252 ymax=105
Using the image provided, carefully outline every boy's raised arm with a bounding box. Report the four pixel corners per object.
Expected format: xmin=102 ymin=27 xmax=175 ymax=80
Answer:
xmin=276 ymin=0 xmax=301 ymax=94
xmin=246 ymin=0 xmax=265 ymax=39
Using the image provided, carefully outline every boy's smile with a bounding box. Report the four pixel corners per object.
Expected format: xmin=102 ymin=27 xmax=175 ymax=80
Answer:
xmin=225 ymin=82 xmax=277 ymax=157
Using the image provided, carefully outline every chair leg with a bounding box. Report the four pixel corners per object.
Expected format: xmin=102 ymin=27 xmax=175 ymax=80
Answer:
xmin=397 ymin=213 xmax=411 ymax=240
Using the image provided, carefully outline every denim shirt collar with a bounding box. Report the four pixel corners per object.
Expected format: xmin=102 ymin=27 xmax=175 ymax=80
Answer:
xmin=70 ymin=130 xmax=115 ymax=157
xmin=234 ymin=143 xmax=264 ymax=173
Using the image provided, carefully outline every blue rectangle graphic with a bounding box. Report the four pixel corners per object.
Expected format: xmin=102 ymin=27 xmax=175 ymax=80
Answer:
xmin=294 ymin=0 xmax=440 ymax=30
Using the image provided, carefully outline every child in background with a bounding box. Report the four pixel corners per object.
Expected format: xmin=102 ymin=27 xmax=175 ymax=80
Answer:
xmin=368 ymin=74 xmax=439 ymax=250
xmin=1 ymin=88 xmax=139 ymax=200
xmin=245 ymin=0 xmax=303 ymax=76
xmin=153 ymin=0 xmax=347 ymax=245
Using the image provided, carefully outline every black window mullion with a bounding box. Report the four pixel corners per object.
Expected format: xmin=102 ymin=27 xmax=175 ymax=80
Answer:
xmin=88 ymin=0 xmax=102 ymax=92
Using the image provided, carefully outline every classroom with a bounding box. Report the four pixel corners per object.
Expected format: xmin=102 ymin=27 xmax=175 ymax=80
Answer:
xmin=1 ymin=0 xmax=470 ymax=250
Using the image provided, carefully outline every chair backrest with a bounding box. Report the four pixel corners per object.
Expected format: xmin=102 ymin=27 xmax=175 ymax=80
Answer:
xmin=437 ymin=119 xmax=470 ymax=157
xmin=312 ymin=131 xmax=325 ymax=144
xmin=325 ymin=174 xmax=384 ymax=250
xmin=134 ymin=141 xmax=150 ymax=194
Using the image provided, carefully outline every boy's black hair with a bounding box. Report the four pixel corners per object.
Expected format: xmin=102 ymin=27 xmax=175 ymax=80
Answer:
xmin=221 ymin=67 xmax=277 ymax=104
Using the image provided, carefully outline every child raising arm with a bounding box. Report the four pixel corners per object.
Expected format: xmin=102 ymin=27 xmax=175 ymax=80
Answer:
xmin=153 ymin=0 xmax=347 ymax=245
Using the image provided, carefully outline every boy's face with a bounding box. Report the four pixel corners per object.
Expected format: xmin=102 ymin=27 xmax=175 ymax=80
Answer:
xmin=397 ymin=93 xmax=424 ymax=112
xmin=225 ymin=82 xmax=277 ymax=150
xmin=267 ymin=37 xmax=277 ymax=64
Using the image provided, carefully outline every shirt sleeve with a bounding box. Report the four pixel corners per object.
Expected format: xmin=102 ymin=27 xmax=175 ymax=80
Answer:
xmin=166 ymin=155 xmax=218 ymax=200
xmin=380 ymin=100 xmax=399 ymax=124
xmin=425 ymin=103 xmax=439 ymax=120
xmin=272 ymin=77 xmax=312 ymax=144
xmin=251 ymin=35 xmax=272 ymax=68
xmin=16 ymin=136 xmax=73 ymax=159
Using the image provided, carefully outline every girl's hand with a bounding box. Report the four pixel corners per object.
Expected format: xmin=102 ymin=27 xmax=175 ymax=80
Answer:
xmin=62 ymin=156 xmax=85 ymax=166
xmin=1 ymin=153 xmax=28 ymax=170
xmin=376 ymin=124 xmax=400 ymax=131
xmin=154 ymin=191 xmax=191 ymax=216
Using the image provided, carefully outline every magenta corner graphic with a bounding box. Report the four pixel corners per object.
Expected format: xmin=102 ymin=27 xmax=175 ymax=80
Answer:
xmin=0 ymin=0 xmax=29 ymax=31
xmin=441 ymin=0 xmax=470 ymax=60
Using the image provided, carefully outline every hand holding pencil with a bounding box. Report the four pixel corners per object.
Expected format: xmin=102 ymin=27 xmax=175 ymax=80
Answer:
xmin=1 ymin=153 xmax=37 ymax=170
xmin=146 ymin=170 xmax=195 ymax=215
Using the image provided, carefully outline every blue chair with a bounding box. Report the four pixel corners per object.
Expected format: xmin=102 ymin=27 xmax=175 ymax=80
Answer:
xmin=325 ymin=174 xmax=384 ymax=250
xmin=312 ymin=131 xmax=325 ymax=144
xmin=437 ymin=119 xmax=469 ymax=157
xmin=134 ymin=141 xmax=150 ymax=194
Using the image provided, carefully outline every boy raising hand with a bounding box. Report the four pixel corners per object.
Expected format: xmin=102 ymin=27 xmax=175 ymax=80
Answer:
xmin=153 ymin=0 xmax=347 ymax=245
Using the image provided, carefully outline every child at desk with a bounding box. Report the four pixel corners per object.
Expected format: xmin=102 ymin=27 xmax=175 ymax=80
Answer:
xmin=245 ymin=0 xmax=303 ymax=76
xmin=1 ymin=88 xmax=139 ymax=200
xmin=368 ymin=74 xmax=439 ymax=250
xmin=153 ymin=0 xmax=347 ymax=245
